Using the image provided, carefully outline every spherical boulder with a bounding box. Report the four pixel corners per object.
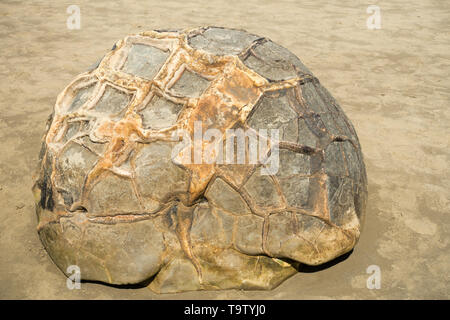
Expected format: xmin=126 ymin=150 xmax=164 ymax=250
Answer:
xmin=32 ymin=26 xmax=367 ymax=293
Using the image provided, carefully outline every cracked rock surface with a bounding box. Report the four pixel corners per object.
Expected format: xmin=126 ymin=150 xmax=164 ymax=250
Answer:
xmin=32 ymin=26 xmax=367 ymax=293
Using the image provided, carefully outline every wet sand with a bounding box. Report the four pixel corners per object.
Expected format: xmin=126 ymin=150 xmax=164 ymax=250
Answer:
xmin=0 ymin=0 xmax=448 ymax=299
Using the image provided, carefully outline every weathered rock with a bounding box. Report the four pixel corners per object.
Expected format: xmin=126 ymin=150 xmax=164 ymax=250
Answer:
xmin=32 ymin=26 xmax=367 ymax=293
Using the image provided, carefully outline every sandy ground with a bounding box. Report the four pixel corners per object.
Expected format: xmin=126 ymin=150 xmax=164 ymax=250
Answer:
xmin=0 ymin=0 xmax=448 ymax=299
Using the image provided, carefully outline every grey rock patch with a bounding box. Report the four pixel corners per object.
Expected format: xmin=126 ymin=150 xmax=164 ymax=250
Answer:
xmin=189 ymin=27 xmax=259 ymax=56
xmin=342 ymin=140 xmax=362 ymax=182
xmin=60 ymin=122 xmax=80 ymax=144
xmin=247 ymin=93 xmax=297 ymax=143
xmin=324 ymin=142 xmax=347 ymax=177
xmin=135 ymin=142 xmax=189 ymax=202
xmin=244 ymin=167 xmax=281 ymax=208
xmin=139 ymin=95 xmax=183 ymax=129
xmin=301 ymin=81 xmax=327 ymax=113
xmin=190 ymin=204 xmax=223 ymax=247
xmin=298 ymin=118 xmax=319 ymax=147
xmin=205 ymin=178 xmax=250 ymax=215
xmin=94 ymin=86 xmax=130 ymax=115
xmin=87 ymin=173 xmax=140 ymax=215
xmin=68 ymin=84 xmax=95 ymax=112
xmin=234 ymin=214 xmax=264 ymax=255
xmin=327 ymin=176 xmax=357 ymax=227
xmin=243 ymin=40 xmax=312 ymax=81
xmin=171 ymin=69 xmax=210 ymax=98
xmin=55 ymin=143 xmax=98 ymax=204
xmin=280 ymin=176 xmax=310 ymax=208
xmin=276 ymin=149 xmax=311 ymax=177
xmin=122 ymin=44 xmax=169 ymax=79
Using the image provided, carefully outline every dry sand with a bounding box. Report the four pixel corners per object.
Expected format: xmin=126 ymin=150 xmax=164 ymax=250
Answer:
xmin=0 ymin=0 xmax=448 ymax=299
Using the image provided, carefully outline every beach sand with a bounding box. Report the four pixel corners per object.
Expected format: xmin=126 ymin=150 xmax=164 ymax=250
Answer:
xmin=0 ymin=0 xmax=448 ymax=299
